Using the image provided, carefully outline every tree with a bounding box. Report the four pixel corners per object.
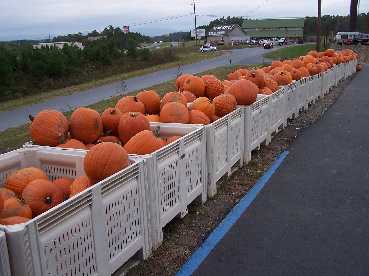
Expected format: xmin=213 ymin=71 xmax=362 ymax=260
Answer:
xmin=350 ymin=0 xmax=359 ymax=31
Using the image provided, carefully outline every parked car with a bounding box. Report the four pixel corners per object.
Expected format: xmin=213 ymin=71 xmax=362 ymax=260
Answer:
xmin=263 ymin=41 xmax=274 ymax=49
xmin=278 ymin=38 xmax=286 ymax=46
xmin=200 ymin=44 xmax=217 ymax=53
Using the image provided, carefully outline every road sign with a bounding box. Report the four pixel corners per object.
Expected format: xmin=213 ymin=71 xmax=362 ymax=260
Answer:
xmin=191 ymin=29 xmax=206 ymax=38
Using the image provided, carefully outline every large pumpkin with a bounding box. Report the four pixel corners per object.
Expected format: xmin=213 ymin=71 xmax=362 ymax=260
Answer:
xmin=30 ymin=110 xmax=69 ymax=146
xmin=181 ymin=91 xmax=197 ymax=103
xmin=247 ymin=69 xmax=266 ymax=88
xmin=0 ymin=197 xmax=32 ymax=219
xmin=290 ymin=68 xmax=302 ymax=81
xmin=191 ymin=97 xmax=215 ymax=119
xmin=161 ymin=92 xmax=187 ymax=109
xmin=5 ymin=167 xmax=48 ymax=195
xmin=160 ymin=102 xmax=190 ymax=124
xmin=274 ymin=70 xmax=293 ymax=85
xmin=118 ymin=112 xmax=150 ymax=144
xmin=271 ymin=60 xmax=283 ymax=69
xmin=298 ymin=67 xmax=310 ymax=78
xmin=115 ymin=96 xmax=145 ymax=114
xmin=70 ymin=176 xmax=91 ymax=197
xmin=58 ymin=139 xmax=87 ymax=150
xmin=203 ymin=76 xmax=224 ymax=99
xmin=213 ymin=94 xmax=237 ymax=117
xmin=260 ymin=87 xmax=273 ymax=95
xmin=146 ymin=114 xmax=160 ymax=122
xmin=226 ymin=79 xmax=258 ymax=105
xmin=84 ymin=142 xmax=129 ymax=182
xmin=227 ymin=71 xmax=242 ymax=81
xmin=124 ymin=130 xmax=164 ymax=155
xmin=0 ymin=216 xmax=30 ymax=225
xmin=0 ymin=188 xmax=16 ymax=202
xmin=183 ymin=76 xmax=206 ymax=97
xmin=137 ymin=90 xmax=161 ymax=114
xmin=189 ymin=110 xmax=210 ymax=125
xmin=101 ymin=107 xmax=122 ymax=135
xmin=22 ymin=179 xmax=64 ymax=216
xmin=265 ymin=77 xmax=279 ymax=92
xmin=291 ymin=59 xmax=304 ymax=69
xmin=70 ymin=107 xmax=103 ymax=144
xmin=176 ymin=74 xmax=192 ymax=91
xmin=53 ymin=177 xmax=74 ymax=200
xmin=0 ymin=196 xmax=3 ymax=214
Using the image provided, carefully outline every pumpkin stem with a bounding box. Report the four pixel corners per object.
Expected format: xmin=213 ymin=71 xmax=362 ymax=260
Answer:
xmin=110 ymin=109 xmax=116 ymax=115
xmin=129 ymin=112 xmax=138 ymax=118
xmin=29 ymin=115 xmax=34 ymax=122
xmin=44 ymin=196 xmax=52 ymax=205
xmin=133 ymin=96 xmax=138 ymax=102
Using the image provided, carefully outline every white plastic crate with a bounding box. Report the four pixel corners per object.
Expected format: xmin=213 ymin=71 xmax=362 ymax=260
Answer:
xmin=285 ymin=81 xmax=300 ymax=120
xmin=0 ymin=231 xmax=11 ymax=276
xmin=206 ymin=108 xmax=244 ymax=197
xmin=137 ymin=123 xmax=207 ymax=249
xmin=269 ymin=87 xmax=287 ymax=135
xmin=244 ymin=96 xmax=271 ymax=162
xmin=0 ymin=147 xmax=149 ymax=276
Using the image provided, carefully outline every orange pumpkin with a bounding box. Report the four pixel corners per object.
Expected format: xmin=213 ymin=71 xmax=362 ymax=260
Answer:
xmin=176 ymin=74 xmax=192 ymax=91
xmin=137 ymin=90 xmax=161 ymax=115
xmin=101 ymin=107 xmax=122 ymax=135
xmin=298 ymin=67 xmax=310 ymax=78
xmin=86 ymin=144 xmax=95 ymax=150
xmin=70 ymin=107 xmax=103 ymax=144
xmin=265 ymin=77 xmax=279 ymax=92
xmin=161 ymin=92 xmax=187 ymax=109
xmin=0 ymin=196 xmax=3 ymax=214
xmin=226 ymin=79 xmax=258 ymax=106
xmin=191 ymin=97 xmax=215 ymax=119
xmin=290 ymin=68 xmax=302 ymax=81
xmin=0 ymin=216 xmax=30 ymax=225
xmin=97 ymin=136 xmax=121 ymax=144
xmin=163 ymin=136 xmax=182 ymax=145
xmin=236 ymin=68 xmax=252 ymax=78
xmin=0 ymin=197 xmax=32 ymax=219
xmin=274 ymin=70 xmax=293 ymax=86
xmin=146 ymin=114 xmax=160 ymax=122
xmin=213 ymin=94 xmax=237 ymax=117
xmin=70 ymin=176 xmax=91 ymax=197
xmin=260 ymin=87 xmax=273 ymax=95
xmin=29 ymin=110 xmax=69 ymax=146
xmin=5 ymin=167 xmax=48 ymax=195
xmin=160 ymin=102 xmax=190 ymax=124
xmin=0 ymin=188 xmax=16 ymax=202
xmin=227 ymin=71 xmax=242 ymax=81
xmin=124 ymin=130 xmax=165 ymax=155
xmin=58 ymin=139 xmax=87 ymax=150
xmin=115 ymin=96 xmax=145 ymax=114
xmin=181 ymin=91 xmax=197 ymax=103
xmin=53 ymin=177 xmax=73 ymax=200
xmin=189 ymin=110 xmax=211 ymax=125
xmin=271 ymin=60 xmax=283 ymax=69
xmin=203 ymin=77 xmax=224 ymax=99
xmin=22 ymin=179 xmax=64 ymax=216
xmin=84 ymin=142 xmax=129 ymax=182
xmin=324 ymin=49 xmax=336 ymax=57
xmin=118 ymin=112 xmax=150 ymax=144
xmin=291 ymin=59 xmax=304 ymax=69
xmin=307 ymin=50 xmax=319 ymax=58
xmin=247 ymin=69 xmax=266 ymax=88
xmin=182 ymin=76 xmax=206 ymax=97
xmin=306 ymin=63 xmax=321 ymax=75
xmin=302 ymin=55 xmax=316 ymax=65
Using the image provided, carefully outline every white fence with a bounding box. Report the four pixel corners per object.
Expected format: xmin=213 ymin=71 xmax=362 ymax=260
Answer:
xmin=0 ymin=60 xmax=357 ymax=275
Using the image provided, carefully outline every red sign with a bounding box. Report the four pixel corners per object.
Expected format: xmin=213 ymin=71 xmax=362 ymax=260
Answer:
xmin=123 ymin=26 xmax=130 ymax=34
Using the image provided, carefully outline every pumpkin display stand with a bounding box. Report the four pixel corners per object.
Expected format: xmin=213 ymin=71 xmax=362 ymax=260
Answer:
xmin=0 ymin=231 xmax=11 ymax=276
xmin=131 ymin=122 xmax=207 ymax=250
xmin=0 ymin=147 xmax=149 ymax=276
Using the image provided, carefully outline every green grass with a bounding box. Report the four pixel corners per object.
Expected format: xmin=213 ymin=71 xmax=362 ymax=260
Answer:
xmin=0 ymin=64 xmax=252 ymax=153
xmin=0 ymin=50 xmax=222 ymax=113
xmin=263 ymin=44 xmax=317 ymax=60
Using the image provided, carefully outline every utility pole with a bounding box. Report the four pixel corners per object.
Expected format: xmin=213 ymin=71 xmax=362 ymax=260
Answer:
xmin=316 ymin=0 xmax=321 ymax=51
xmin=193 ymin=0 xmax=198 ymax=45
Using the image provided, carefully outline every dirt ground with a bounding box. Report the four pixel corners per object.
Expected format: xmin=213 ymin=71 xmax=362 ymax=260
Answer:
xmin=119 ymin=74 xmax=355 ymax=276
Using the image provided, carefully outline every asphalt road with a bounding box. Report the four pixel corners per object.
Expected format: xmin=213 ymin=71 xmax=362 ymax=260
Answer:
xmin=194 ymin=65 xmax=369 ymax=276
xmin=0 ymin=47 xmax=273 ymax=131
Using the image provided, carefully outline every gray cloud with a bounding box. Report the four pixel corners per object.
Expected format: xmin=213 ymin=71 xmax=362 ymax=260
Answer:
xmin=0 ymin=0 xmax=367 ymax=40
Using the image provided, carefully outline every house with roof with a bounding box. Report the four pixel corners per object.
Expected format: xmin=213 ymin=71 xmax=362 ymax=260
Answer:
xmin=207 ymin=25 xmax=250 ymax=46
xmin=242 ymin=18 xmax=304 ymax=41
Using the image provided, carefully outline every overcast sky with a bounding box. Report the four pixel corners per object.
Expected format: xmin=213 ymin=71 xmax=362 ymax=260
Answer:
xmin=1 ymin=0 xmax=368 ymax=40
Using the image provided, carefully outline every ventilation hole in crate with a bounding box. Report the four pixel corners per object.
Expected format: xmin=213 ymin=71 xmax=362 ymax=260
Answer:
xmin=229 ymin=121 xmax=242 ymax=159
xmin=43 ymin=216 xmax=96 ymax=276
xmin=184 ymin=146 xmax=203 ymax=194
xmin=41 ymin=164 xmax=77 ymax=181
xmin=105 ymin=180 xmax=141 ymax=261
xmin=214 ymin=128 xmax=228 ymax=172
xmin=159 ymin=161 xmax=179 ymax=215
xmin=23 ymin=228 xmax=35 ymax=276
xmin=0 ymin=167 xmax=20 ymax=186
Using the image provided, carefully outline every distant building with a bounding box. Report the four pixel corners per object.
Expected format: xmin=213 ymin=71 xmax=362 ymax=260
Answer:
xmin=87 ymin=36 xmax=106 ymax=41
xmin=32 ymin=42 xmax=84 ymax=50
xmin=242 ymin=18 xmax=304 ymax=41
xmin=207 ymin=25 xmax=250 ymax=46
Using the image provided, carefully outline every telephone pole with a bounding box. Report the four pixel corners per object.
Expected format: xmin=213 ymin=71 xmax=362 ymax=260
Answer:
xmin=193 ymin=0 xmax=198 ymax=45
xmin=316 ymin=0 xmax=321 ymax=51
